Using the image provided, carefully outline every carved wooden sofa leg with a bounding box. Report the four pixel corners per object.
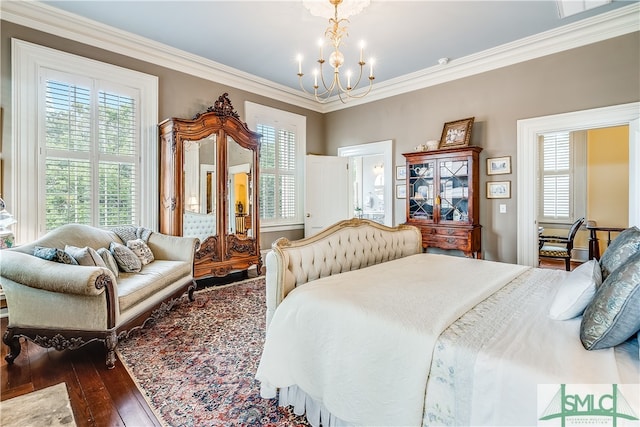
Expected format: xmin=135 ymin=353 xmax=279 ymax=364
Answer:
xmin=105 ymin=330 xmax=117 ymax=369
xmin=3 ymin=329 xmax=21 ymax=364
xmin=188 ymin=279 xmax=197 ymax=302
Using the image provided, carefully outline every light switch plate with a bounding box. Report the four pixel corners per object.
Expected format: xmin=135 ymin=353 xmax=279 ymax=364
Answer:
xmin=499 ymin=204 xmax=507 ymax=213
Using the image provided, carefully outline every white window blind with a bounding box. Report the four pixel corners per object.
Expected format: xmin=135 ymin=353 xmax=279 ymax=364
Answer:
xmin=245 ymin=102 xmax=305 ymax=229
xmin=44 ymin=77 xmax=138 ymax=231
xmin=258 ymin=125 xmax=297 ymax=221
xmin=539 ymin=132 xmax=572 ymax=221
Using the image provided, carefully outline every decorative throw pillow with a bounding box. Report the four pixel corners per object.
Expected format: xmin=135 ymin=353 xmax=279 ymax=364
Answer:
xmin=33 ymin=246 xmax=78 ymax=265
xmin=599 ymin=226 xmax=640 ymax=280
xmin=64 ymin=245 xmax=106 ymax=268
xmin=126 ymin=238 xmax=155 ymax=266
xmin=97 ymin=247 xmax=119 ymax=278
xmin=580 ymin=250 xmax=640 ymax=350
xmin=549 ymin=260 xmax=601 ymax=320
xmin=109 ymin=241 xmax=141 ymax=273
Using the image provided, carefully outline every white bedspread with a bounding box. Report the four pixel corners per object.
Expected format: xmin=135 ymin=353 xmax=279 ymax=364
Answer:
xmin=424 ymin=267 xmax=640 ymax=426
xmin=256 ymin=253 xmax=528 ymax=426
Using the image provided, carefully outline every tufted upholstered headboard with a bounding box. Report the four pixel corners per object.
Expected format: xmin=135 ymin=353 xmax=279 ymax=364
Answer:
xmin=265 ymin=218 xmax=422 ymax=327
xmin=183 ymin=212 xmax=216 ymax=243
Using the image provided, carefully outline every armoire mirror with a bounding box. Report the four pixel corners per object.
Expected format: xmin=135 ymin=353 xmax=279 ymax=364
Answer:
xmin=159 ymin=93 xmax=261 ymax=278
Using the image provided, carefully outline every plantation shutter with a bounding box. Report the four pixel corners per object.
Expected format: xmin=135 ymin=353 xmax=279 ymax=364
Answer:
xmin=258 ymin=124 xmax=298 ymax=223
xmin=539 ymin=132 xmax=571 ymax=221
xmin=44 ymin=73 xmax=138 ymax=231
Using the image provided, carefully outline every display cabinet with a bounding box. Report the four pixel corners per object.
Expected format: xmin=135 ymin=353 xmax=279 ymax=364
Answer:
xmin=159 ymin=93 xmax=262 ymax=278
xmin=403 ymin=146 xmax=482 ymax=258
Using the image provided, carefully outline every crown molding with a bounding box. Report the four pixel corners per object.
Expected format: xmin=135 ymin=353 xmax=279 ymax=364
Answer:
xmin=322 ymin=2 xmax=640 ymax=112
xmin=2 ymin=1 xmax=638 ymax=114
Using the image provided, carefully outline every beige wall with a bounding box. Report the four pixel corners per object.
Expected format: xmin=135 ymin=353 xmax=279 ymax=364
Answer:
xmin=1 ymin=21 xmax=638 ymax=260
xmin=324 ymin=33 xmax=639 ymax=263
xmin=587 ymin=126 xmax=629 ymax=228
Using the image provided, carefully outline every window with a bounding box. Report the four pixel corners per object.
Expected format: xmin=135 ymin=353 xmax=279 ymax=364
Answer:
xmin=43 ymin=76 xmax=138 ymax=230
xmin=12 ymin=39 xmax=158 ymax=243
xmin=245 ymin=102 xmax=306 ymax=229
xmin=538 ymin=131 xmax=586 ymax=223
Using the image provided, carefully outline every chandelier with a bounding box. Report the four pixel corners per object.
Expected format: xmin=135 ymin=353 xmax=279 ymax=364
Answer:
xmin=297 ymin=0 xmax=375 ymax=103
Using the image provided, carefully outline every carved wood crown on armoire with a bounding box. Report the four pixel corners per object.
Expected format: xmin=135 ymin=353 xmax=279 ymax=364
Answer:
xmin=159 ymin=93 xmax=262 ymax=279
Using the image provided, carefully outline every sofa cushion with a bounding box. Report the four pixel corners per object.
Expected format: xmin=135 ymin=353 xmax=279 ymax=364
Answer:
xmin=127 ymin=238 xmax=155 ymax=266
xmin=110 ymin=242 xmax=141 ymax=273
xmin=33 ymin=246 xmax=78 ymax=265
xmin=97 ymin=247 xmax=119 ymax=278
xmin=117 ymin=260 xmax=192 ymax=312
xmin=65 ymin=245 xmax=106 ymax=267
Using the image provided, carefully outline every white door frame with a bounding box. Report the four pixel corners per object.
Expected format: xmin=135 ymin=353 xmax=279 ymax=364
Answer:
xmin=517 ymin=102 xmax=640 ymax=266
xmin=338 ymin=140 xmax=394 ymax=226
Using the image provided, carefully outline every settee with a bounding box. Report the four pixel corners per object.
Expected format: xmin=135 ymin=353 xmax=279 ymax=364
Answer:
xmin=265 ymin=218 xmax=422 ymax=328
xmin=1 ymin=223 xmax=198 ymax=368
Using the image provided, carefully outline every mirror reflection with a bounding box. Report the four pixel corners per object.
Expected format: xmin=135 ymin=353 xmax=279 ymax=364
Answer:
xmin=183 ymin=134 xmax=217 ymax=241
xmin=227 ymin=136 xmax=253 ymax=238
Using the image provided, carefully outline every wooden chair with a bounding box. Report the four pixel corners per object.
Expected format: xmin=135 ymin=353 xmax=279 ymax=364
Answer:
xmin=539 ymin=217 xmax=585 ymax=271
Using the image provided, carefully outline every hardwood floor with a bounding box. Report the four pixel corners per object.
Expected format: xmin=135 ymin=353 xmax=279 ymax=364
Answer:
xmin=538 ymin=258 xmax=584 ymax=271
xmin=1 ymin=318 xmax=162 ymax=426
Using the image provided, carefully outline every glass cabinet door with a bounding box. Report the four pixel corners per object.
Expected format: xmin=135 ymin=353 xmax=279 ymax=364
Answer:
xmin=439 ymin=159 xmax=469 ymax=222
xmin=408 ymin=161 xmax=435 ymax=221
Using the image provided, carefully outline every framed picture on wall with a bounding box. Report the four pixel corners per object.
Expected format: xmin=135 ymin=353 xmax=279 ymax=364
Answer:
xmin=396 ymin=184 xmax=406 ymax=199
xmin=396 ymin=165 xmax=406 ymax=180
xmin=439 ymin=117 xmax=474 ymax=149
xmin=487 ymin=156 xmax=511 ymax=175
xmin=487 ymin=181 xmax=511 ymax=199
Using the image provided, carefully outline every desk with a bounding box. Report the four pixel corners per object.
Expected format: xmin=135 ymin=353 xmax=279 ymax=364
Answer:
xmin=586 ymin=225 xmax=624 ymax=260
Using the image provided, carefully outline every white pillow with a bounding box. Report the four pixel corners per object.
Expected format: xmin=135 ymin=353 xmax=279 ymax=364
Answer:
xmin=64 ymin=245 xmax=106 ymax=267
xmin=548 ymin=260 xmax=602 ymax=320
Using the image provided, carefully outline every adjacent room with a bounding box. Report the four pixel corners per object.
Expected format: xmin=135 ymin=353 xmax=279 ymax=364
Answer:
xmin=1 ymin=0 xmax=639 ymax=426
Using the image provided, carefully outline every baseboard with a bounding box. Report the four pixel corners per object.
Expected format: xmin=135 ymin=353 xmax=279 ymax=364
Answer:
xmin=573 ymin=247 xmax=589 ymax=262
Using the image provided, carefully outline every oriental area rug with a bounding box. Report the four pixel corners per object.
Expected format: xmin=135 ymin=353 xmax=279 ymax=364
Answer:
xmin=117 ymin=277 xmax=310 ymax=427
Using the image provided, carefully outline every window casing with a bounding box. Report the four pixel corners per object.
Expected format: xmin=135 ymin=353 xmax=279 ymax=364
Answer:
xmin=12 ymin=39 xmax=158 ymax=243
xmin=245 ymin=102 xmax=306 ymax=229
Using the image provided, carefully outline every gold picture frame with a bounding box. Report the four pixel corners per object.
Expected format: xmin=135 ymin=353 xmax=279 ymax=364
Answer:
xmin=439 ymin=117 xmax=474 ymax=149
xmin=487 ymin=156 xmax=511 ymax=175
xmin=487 ymin=181 xmax=511 ymax=199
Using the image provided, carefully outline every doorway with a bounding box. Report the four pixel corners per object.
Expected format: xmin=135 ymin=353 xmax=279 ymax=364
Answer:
xmin=338 ymin=140 xmax=394 ymax=227
xmin=517 ymin=102 xmax=640 ymax=266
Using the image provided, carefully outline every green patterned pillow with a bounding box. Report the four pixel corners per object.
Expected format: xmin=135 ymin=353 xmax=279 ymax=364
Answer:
xmin=580 ymin=250 xmax=640 ymax=350
xmin=33 ymin=246 xmax=78 ymax=265
xmin=599 ymin=226 xmax=640 ymax=280
xmin=109 ymin=241 xmax=141 ymax=273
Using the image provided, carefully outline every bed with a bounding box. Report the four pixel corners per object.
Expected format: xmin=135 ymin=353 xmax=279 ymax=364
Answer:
xmin=256 ymin=220 xmax=640 ymax=426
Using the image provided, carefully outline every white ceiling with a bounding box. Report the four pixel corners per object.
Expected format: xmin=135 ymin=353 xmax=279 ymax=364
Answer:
xmin=13 ymin=0 xmax=640 ymax=109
